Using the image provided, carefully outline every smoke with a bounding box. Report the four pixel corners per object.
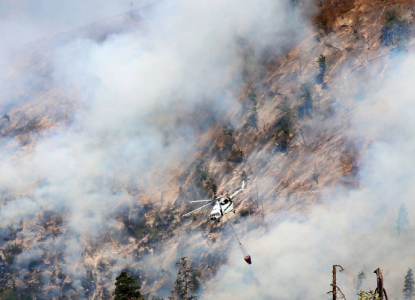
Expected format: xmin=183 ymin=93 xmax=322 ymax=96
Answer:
xmin=203 ymin=23 xmax=415 ymax=300
xmin=4 ymin=0 xmax=415 ymax=299
xmin=0 ymin=0 xmax=310 ymax=297
xmin=0 ymin=0 xmax=130 ymax=49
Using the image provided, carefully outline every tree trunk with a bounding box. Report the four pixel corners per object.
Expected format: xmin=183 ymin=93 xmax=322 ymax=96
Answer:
xmin=374 ymin=268 xmax=388 ymax=300
xmin=332 ymin=265 xmax=337 ymax=300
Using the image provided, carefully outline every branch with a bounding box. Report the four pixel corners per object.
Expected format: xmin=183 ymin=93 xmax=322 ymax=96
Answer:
xmin=335 ymin=265 xmax=344 ymax=272
xmin=337 ymin=286 xmax=347 ymax=300
xmin=293 ymin=135 xmax=307 ymax=148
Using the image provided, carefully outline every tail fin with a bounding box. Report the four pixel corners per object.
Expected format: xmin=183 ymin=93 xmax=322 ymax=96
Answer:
xmin=242 ymin=170 xmax=248 ymax=181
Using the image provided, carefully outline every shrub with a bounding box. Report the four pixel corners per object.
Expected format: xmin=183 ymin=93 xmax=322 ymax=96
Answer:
xmin=229 ymin=146 xmax=244 ymax=163
xmin=240 ymin=209 xmax=250 ymax=217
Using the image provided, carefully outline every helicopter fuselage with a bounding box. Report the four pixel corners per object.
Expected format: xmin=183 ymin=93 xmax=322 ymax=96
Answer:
xmin=210 ymin=197 xmax=235 ymax=221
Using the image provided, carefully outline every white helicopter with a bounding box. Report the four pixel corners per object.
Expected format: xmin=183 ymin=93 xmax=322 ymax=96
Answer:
xmin=182 ymin=180 xmax=246 ymax=222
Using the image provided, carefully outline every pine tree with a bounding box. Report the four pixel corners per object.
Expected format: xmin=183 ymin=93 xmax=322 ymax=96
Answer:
xmin=397 ymin=204 xmax=410 ymax=236
xmin=169 ymin=257 xmax=199 ymax=300
xmin=297 ymin=83 xmax=313 ymax=119
xmin=404 ymin=268 xmax=415 ymax=300
xmin=357 ymin=271 xmax=366 ymax=293
xmin=316 ymin=55 xmax=326 ymax=84
xmin=113 ymin=271 xmax=143 ymax=300
xmin=380 ymin=9 xmax=410 ymax=47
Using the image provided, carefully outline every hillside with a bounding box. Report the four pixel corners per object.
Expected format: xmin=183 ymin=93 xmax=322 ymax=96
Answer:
xmin=1 ymin=0 xmax=415 ymax=299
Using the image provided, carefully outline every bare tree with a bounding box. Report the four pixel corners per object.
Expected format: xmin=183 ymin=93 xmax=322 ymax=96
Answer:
xmin=374 ymin=268 xmax=388 ymax=300
xmin=327 ymin=265 xmax=346 ymax=300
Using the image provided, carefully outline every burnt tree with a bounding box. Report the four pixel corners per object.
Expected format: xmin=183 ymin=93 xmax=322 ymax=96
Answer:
xmin=374 ymin=268 xmax=388 ymax=300
xmin=327 ymin=265 xmax=345 ymax=300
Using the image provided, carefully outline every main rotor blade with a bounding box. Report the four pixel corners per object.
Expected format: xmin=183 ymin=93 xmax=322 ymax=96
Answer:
xmin=190 ymin=200 xmax=213 ymax=203
xmin=181 ymin=201 xmax=214 ymax=217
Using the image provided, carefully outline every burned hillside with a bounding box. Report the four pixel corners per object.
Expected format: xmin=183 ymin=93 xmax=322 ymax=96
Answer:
xmin=1 ymin=0 xmax=415 ymax=299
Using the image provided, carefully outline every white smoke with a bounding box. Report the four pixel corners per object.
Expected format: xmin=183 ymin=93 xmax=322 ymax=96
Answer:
xmin=203 ymin=34 xmax=415 ymax=300
xmin=0 ymin=0 xmax=310 ymax=297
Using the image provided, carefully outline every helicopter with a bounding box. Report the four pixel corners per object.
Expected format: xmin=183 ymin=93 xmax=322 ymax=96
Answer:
xmin=181 ymin=180 xmax=246 ymax=222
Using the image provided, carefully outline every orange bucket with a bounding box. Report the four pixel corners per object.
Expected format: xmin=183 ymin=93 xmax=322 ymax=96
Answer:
xmin=244 ymin=255 xmax=252 ymax=265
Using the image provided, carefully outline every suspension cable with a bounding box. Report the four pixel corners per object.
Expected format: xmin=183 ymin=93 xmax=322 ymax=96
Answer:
xmin=225 ymin=214 xmax=241 ymax=245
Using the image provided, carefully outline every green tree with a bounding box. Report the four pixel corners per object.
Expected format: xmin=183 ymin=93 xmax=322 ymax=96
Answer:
xmin=397 ymin=204 xmax=410 ymax=236
xmin=113 ymin=271 xmax=143 ymax=300
xmin=404 ymin=268 xmax=415 ymax=300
